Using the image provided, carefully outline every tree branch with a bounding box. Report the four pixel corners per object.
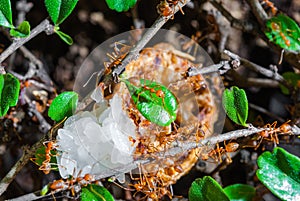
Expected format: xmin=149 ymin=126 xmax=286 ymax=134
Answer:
xmin=0 ymin=120 xmax=61 ymax=195
xmin=210 ymin=0 xmax=259 ymax=34
xmin=111 ymin=0 xmax=191 ymax=77
xmin=0 ymin=19 xmax=53 ymax=64
xmin=245 ymin=0 xmax=268 ymax=25
xmin=223 ymin=50 xmax=289 ymax=85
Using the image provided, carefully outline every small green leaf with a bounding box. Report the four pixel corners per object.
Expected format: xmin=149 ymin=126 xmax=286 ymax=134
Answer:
xmin=279 ymin=72 xmax=300 ymax=95
xmin=40 ymin=185 xmax=49 ymax=196
xmin=105 ymin=0 xmax=137 ymax=12
xmin=123 ymin=79 xmax=178 ymax=126
xmin=48 ymin=91 xmax=78 ymax=121
xmin=222 ymin=86 xmax=248 ymax=126
xmin=55 ymin=29 xmax=73 ymax=45
xmin=265 ymin=14 xmax=300 ymax=51
xmin=256 ymin=147 xmax=300 ymax=201
xmin=189 ymin=176 xmax=229 ymax=201
xmin=224 ymin=184 xmax=256 ymax=201
xmin=0 ymin=73 xmax=20 ymax=117
xmin=81 ymin=184 xmax=114 ymax=201
xmin=0 ymin=0 xmax=14 ymax=28
xmin=44 ymin=0 xmax=78 ymax=25
xmin=10 ymin=21 xmax=31 ymax=38
xmin=189 ymin=176 xmax=230 ymax=201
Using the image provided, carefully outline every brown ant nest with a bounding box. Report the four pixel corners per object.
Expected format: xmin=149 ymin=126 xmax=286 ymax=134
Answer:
xmin=110 ymin=43 xmax=220 ymax=190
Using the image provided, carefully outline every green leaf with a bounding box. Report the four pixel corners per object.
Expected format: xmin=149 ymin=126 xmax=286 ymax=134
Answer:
xmin=0 ymin=73 xmax=20 ymax=117
xmin=222 ymin=86 xmax=248 ymax=126
xmin=40 ymin=185 xmax=49 ymax=196
xmin=81 ymin=184 xmax=114 ymax=201
xmin=10 ymin=21 xmax=31 ymax=38
xmin=48 ymin=91 xmax=78 ymax=121
xmin=279 ymin=72 xmax=300 ymax=95
xmin=31 ymin=145 xmax=58 ymax=170
xmin=105 ymin=0 xmax=137 ymax=12
xmin=44 ymin=0 xmax=78 ymax=25
xmin=265 ymin=14 xmax=300 ymax=51
xmin=0 ymin=0 xmax=14 ymax=28
xmin=55 ymin=29 xmax=73 ymax=45
xmin=189 ymin=176 xmax=230 ymax=201
xmin=123 ymin=79 xmax=178 ymax=126
xmin=256 ymin=147 xmax=300 ymax=200
xmin=224 ymin=184 xmax=256 ymax=201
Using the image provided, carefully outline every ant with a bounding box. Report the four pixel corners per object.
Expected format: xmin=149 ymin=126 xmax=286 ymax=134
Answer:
xmin=270 ymin=22 xmax=291 ymax=47
xmin=208 ymin=141 xmax=239 ymax=163
xmin=261 ymin=0 xmax=277 ymax=15
xmin=49 ymin=172 xmax=97 ymax=197
xmin=157 ymin=0 xmax=185 ymax=19
xmin=109 ymin=164 xmax=173 ymax=200
xmin=157 ymin=0 xmax=173 ymax=19
xmin=255 ymin=121 xmax=292 ymax=149
xmin=31 ymin=141 xmax=59 ymax=174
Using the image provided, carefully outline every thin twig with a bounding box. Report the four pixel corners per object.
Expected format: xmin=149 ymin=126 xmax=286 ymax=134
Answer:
xmin=210 ymin=0 xmax=259 ymax=34
xmin=0 ymin=118 xmax=63 ymax=196
xmin=16 ymin=0 xmax=33 ymax=26
xmin=0 ymin=135 xmax=47 ymax=195
xmin=223 ymin=50 xmax=289 ymax=86
xmin=0 ymin=19 xmax=53 ymax=64
xmin=249 ymin=103 xmax=285 ymax=122
xmin=229 ymin=70 xmax=280 ymax=88
xmin=19 ymin=46 xmax=52 ymax=84
xmin=111 ymin=0 xmax=191 ymax=77
xmin=187 ymin=59 xmax=240 ymax=77
xmin=245 ymin=0 xmax=268 ymax=25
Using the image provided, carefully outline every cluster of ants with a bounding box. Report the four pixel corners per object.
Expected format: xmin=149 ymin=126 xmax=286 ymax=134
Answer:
xmin=204 ymin=121 xmax=292 ymax=164
xmin=30 ymin=119 xmax=292 ymax=199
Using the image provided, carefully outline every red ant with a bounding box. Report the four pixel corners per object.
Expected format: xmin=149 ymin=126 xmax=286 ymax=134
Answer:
xmin=261 ymin=0 xmax=277 ymax=15
xmin=270 ymin=22 xmax=291 ymax=47
xmin=157 ymin=0 xmax=185 ymax=19
xmin=157 ymin=0 xmax=173 ymax=19
xmin=255 ymin=121 xmax=292 ymax=149
xmin=208 ymin=141 xmax=239 ymax=163
xmin=167 ymin=0 xmax=185 ymax=16
xmin=109 ymin=164 xmax=173 ymax=200
xmin=31 ymin=141 xmax=58 ymax=174
xmin=49 ymin=172 xmax=97 ymax=197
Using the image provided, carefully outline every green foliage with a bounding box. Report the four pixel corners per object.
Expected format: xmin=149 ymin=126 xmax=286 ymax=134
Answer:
xmin=0 ymin=0 xmax=13 ymax=28
xmin=222 ymin=86 xmax=248 ymax=127
xmin=44 ymin=0 xmax=78 ymax=25
xmin=31 ymin=146 xmax=58 ymax=170
xmin=48 ymin=91 xmax=78 ymax=121
xmin=189 ymin=176 xmax=230 ymax=201
xmin=279 ymin=72 xmax=300 ymax=95
xmin=10 ymin=21 xmax=31 ymax=38
xmin=0 ymin=73 xmax=20 ymax=117
xmin=40 ymin=184 xmax=49 ymax=196
xmin=54 ymin=27 xmax=73 ymax=45
xmin=81 ymin=184 xmax=114 ymax=201
xmin=223 ymin=184 xmax=256 ymax=201
xmin=105 ymin=0 xmax=137 ymax=12
xmin=265 ymin=14 xmax=300 ymax=51
xmin=123 ymin=79 xmax=178 ymax=126
xmin=256 ymin=147 xmax=300 ymax=200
